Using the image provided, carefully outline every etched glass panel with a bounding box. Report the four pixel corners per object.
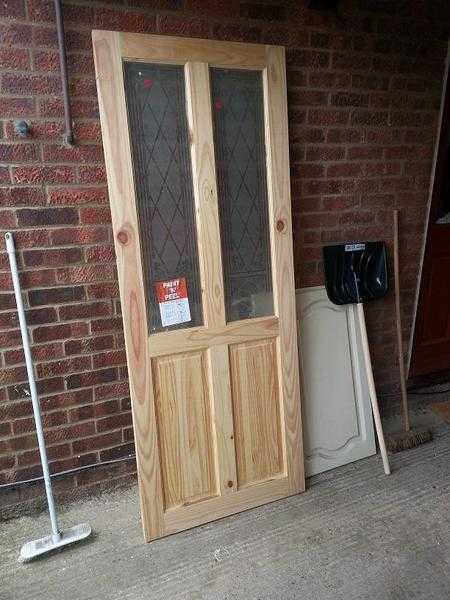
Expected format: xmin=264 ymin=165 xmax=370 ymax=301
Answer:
xmin=124 ymin=62 xmax=203 ymax=333
xmin=211 ymin=68 xmax=273 ymax=322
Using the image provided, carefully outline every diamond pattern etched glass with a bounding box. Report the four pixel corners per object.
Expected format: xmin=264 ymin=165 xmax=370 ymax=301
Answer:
xmin=124 ymin=62 xmax=203 ymax=333
xmin=211 ymin=68 xmax=273 ymax=322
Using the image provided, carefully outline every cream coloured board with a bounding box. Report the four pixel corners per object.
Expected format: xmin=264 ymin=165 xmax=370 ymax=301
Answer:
xmin=296 ymin=287 xmax=376 ymax=477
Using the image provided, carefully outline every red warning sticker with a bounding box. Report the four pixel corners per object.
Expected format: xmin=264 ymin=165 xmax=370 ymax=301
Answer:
xmin=155 ymin=278 xmax=191 ymax=327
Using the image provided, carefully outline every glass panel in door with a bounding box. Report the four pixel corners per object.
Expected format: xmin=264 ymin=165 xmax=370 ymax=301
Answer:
xmin=124 ymin=62 xmax=203 ymax=333
xmin=210 ymin=68 xmax=274 ymax=322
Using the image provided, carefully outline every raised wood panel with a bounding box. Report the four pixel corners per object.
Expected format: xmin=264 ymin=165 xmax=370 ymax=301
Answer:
xmin=230 ymin=339 xmax=284 ymax=488
xmin=152 ymin=351 xmax=217 ymax=509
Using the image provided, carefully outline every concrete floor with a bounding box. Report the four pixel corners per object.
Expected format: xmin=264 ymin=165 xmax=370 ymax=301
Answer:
xmin=1 ymin=396 xmax=450 ymax=600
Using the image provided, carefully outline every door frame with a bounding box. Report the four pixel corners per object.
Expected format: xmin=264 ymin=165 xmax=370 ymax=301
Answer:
xmin=92 ymin=30 xmax=304 ymax=540
xmin=407 ymin=40 xmax=450 ymax=377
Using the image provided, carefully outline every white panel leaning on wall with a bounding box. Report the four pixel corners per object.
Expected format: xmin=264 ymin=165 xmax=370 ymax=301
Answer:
xmin=296 ymin=286 xmax=376 ymax=477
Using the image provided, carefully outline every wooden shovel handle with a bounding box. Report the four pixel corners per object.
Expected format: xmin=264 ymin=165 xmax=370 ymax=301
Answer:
xmin=393 ymin=209 xmax=410 ymax=432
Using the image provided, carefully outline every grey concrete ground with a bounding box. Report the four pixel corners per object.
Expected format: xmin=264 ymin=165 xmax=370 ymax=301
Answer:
xmin=1 ymin=394 xmax=449 ymax=600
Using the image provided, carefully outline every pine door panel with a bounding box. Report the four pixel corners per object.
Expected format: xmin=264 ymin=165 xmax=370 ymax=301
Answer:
xmin=230 ymin=339 xmax=284 ymax=488
xmin=153 ymin=351 xmax=217 ymax=509
xmin=93 ymin=30 xmax=304 ymax=542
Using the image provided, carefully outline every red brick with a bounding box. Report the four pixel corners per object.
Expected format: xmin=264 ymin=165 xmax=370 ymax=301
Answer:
xmin=288 ymin=89 xmax=329 ymax=106
xmin=96 ymin=412 xmax=132 ymax=433
xmin=43 ymin=144 xmax=103 ymax=163
xmin=303 ymin=179 xmax=342 ymax=196
xmin=331 ymin=93 xmax=369 ymax=107
xmin=93 ymin=350 xmax=126 ymax=369
xmin=4 ymin=341 xmax=64 ymax=366
xmin=72 ymin=121 xmax=102 ymax=143
xmin=78 ymin=165 xmax=106 ymax=184
xmin=18 ymin=443 xmax=71 ymax=467
xmin=37 ymin=356 xmax=91 ymax=378
xmin=29 ymin=286 xmax=85 ymax=306
xmin=0 ymin=98 xmax=35 ymax=118
xmin=0 ymin=0 xmax=25 ymax=19
xmin=20 ymin=268 xmax=56 ymax=288
xmin=0 ymin=329 xmax=22 ymax=348
xmin=64 ymin=334 xmax=114 ymax=356
xmin=2 ymin=73 xmax=61 ymax=95
xmin=50 ymin=226 xmax=109 ymax=246
xmin=347 ymin=146 xmax=383 ymax=160
xmin=90 ymin=317 xmax=123 ymax=334
xmin=306 ymin=146 xmax=346 ymax=161
xmin=351 ymin=110 xmax=389 ymax=127
xmin=99 ymin=442 xmax=135 ymax=462
xmin=66 ymin=368 xmax=118 ymax=390
xmin=308 ymin=71 xmax=351 ymax=88
xmin=0 ymin=186 xmax=45 ymax=206
xmin=59 ymin=301 xmax=112 ymax=321
xmin=44 ymin=422 xmax=95 ymax=445
xmin=41 ymin=388 xmax=93 ymax=411
xmin=68 ymin=404 xmax=94 ymax=423
xmin=47 ymin=187 xmax=108 ymax=206
xmin=0 ymin=293 xmax=16 ymax=310
xmin=33 ymin=321 xmax=88 ymax=343
xmin=32 ymin=49 xmax=59 ymax=71
xmin=26 ymin=307 xmax=57 ymax=325
xmin=87 ymin=282 xmax=119 ymax=299
xmin=0 ymin=167 xmax=11 ymax=184
xmin=56 ymin=264 xmax=115 ymax=285
xmin=79 ymin=206 xmax=111 ymax=229
xmin=17 ymin=207 xmax=78 ymax=226
xmin=12 ymin=166 xmax=77 ymax=185
xmin=27 ymin=0 xmax=55 ymax=22
xmin=157 ymin=14 xmax=208 ymax=37
xmin=69 ymin=77 xmax=97 ymax=98
xmin=13 ymin=411 xmax=67 ymax=435
xmin=286 ymin=49 xmax=330 ymax=69
xmin=0 ymin=209 xmax=16 ymax=227
xmin=23 ymin=247 xmax=82 ymax=267
xmin=211 ymin=23 xmax=260 ymax=43
xmin=0 ymin=365 xmax=28 ymax=386
xmin=95 ymin=381 xmax=129 ymax=401
xmin=322 ymin=196 xmax=360 ymax=211
xmin=0 ymin=47 xmax=29 ymax=70
xmin=0 ymin=143 xmax=38 ymax=162
xmin=308 ymin=109 xmax=349 ymax=126
xmin=327 ymin=163 xmax=363 ymax=177
xmin=86 ymin=245 xmax=115 ymax=263
xmin=93 ymin=399 xmax=120 ymax=417
xmin=72 ymin=430 xmax=122 ymax=454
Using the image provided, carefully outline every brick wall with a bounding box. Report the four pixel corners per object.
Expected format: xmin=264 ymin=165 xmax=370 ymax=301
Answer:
xmin=0 ymin=0 xmax=448 ymax=515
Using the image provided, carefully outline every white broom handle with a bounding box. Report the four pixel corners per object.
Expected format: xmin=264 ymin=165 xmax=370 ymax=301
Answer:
xmin=5 ymin=232 xmax=60 ymax=539
xmin=357 ymin=302 xmax=391 ymax=475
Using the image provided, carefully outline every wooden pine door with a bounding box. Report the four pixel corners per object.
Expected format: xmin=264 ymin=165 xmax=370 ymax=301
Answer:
xmin=93 ymin=31 xmax=304 ymax=541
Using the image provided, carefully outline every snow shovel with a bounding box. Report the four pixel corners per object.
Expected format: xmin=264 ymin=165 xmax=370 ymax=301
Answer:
xmin=323 ymin=241 xmax=391 ymax=475
xmin=5 ymin=232 xmax=92 ymax=561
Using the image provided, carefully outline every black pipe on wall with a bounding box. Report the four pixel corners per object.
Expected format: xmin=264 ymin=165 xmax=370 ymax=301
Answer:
xmin=54 ymin=0 xmax=74 ymax=146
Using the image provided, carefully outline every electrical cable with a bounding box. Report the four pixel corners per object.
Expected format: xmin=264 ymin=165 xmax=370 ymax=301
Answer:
xmin=0 ymin=453 xmax=136 ymax=491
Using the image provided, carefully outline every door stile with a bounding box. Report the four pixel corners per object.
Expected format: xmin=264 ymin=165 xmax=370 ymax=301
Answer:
xmin=184 ymin=62 xmax=237 ymax=496
xmin=93 ymin=30 xmax=165 ymax=540
xmin=262 ymin=46 xmax=304 ymax=494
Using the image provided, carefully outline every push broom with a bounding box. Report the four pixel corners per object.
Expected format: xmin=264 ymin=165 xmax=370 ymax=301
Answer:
xmin=385 ymin=211 xmax=432 ymax=452
xmin=5 ymin=232 xmax=92 ymax=561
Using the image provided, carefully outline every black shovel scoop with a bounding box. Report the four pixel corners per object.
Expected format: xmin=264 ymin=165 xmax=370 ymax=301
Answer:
xmin=323 ymin=241 xmax=388 ymax=305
